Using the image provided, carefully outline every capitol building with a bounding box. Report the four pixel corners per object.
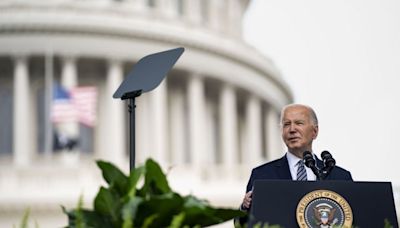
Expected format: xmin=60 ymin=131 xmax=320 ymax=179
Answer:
xmin=0 ymin=0 xmax=293 ymax=227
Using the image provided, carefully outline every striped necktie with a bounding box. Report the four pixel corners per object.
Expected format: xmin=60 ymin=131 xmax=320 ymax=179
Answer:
xmin=297 ymin=160 xmax=307 ymax=181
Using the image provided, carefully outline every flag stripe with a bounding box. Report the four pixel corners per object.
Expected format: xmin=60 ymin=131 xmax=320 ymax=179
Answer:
xmin=51 ymin=85 xmax=97 ymax=127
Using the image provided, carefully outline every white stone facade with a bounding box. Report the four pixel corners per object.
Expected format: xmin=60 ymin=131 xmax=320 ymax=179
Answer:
xmin=0 ymin=0 xmax=292 ymax=227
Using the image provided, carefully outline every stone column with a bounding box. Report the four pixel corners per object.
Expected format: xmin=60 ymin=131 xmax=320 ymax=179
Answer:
xmin=150 ymin=80 xmax=168 ymax=166
xmin=188 ymin=74 xmax=206 ymax=170
xmin=13 ymin=56 xmax=31 ymax=166
xmin=104 ymin=60 xmax=126 ymax=166
xmin=169 ymin=87 xmax=186 ymax=164
xmin=265 ymin=106 xmax=284 ymax=161
xmin=159 ymin=0 xmax=177 ymax=18
xmin=227 ymin=0 xmax=242 ymax=37
xmin=133 ymin=0 xmax=146 ymax=10
xmin=208 ymin=0 xmax=224 ymax=31
xmin=136 ymin=93 xmax=151 ymax=164
xmin=244 ymin=95 xmax=262 ymax=166
xmin=219 ymin=84 xmax=238 ymax=172
xmin=61 ymin=57 xmax=78 ymax=89
xmin=185 ymin=0 xmax=201 ymax=24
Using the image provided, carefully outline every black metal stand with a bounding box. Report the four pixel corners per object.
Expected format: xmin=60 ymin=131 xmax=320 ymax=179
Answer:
xmin=113 ymin=47 xmax=185 ymax=171
xmin=122 ymin=91 xmax=141 ymax=171
xmin=128 ymin=98 xmax=136 ymax=171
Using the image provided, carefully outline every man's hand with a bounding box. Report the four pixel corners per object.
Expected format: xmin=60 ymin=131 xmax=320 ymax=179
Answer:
xmin=241 ymin=191 xmax=253 ymax=210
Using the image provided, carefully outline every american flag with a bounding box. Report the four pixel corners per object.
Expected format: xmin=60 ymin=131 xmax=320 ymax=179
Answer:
xmin=51 ymin=84 xmax=98 ymax=127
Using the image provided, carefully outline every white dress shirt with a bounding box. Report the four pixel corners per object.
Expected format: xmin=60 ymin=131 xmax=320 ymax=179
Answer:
xmin=286 ymin=152 xmax=317 ymax=181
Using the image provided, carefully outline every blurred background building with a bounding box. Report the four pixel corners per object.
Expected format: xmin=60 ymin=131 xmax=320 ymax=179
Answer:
xmin=0 ymin=0 xmax=293 ymax=226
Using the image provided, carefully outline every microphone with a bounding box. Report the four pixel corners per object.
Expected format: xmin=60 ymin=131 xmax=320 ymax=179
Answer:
xmin=321 ymin=150 xmax=336 ymax=168
xmin=303 ymin=151 xmax=315 ymax=168
xmin=303 ymin=151 xmax=321 ymax=180
xmin=321 ymin=150 xmax=336 ymax=179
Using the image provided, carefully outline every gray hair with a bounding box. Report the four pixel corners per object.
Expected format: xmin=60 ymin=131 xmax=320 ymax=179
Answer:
xmin=280 ymin=104 xmax=319 ymax=126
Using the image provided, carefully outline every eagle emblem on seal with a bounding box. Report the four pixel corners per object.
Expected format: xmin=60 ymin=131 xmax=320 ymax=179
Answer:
xmin=313 ymin=203 xmax=339 ymax=228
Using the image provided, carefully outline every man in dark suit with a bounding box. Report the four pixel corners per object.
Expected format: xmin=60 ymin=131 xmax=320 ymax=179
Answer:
xmin=241 ymin=104 xmax=352 ymax=211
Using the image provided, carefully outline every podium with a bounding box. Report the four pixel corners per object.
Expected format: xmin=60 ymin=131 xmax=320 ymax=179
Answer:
xmin=249 ymin=180 xmax=398 ymax=228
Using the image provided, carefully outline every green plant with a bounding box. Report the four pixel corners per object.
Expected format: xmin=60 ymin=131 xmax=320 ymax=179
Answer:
xmin=14 ymin=208 xmax=30 ymax=228
xmin=63 ymin=158 xmax=246 ymax=228
xmin=384 ymin=218 xmax=394 ymax=228
xmin=250 ymin=223 xmax=283 ymax=228
xmin=14 ymin=208 xmax=39 ymax=228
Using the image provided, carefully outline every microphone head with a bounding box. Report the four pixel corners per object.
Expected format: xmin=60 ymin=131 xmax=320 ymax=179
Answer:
xmin=321 ymin=150 xmax=336 ymax=167
xmin=321 ymin=150 xmax=332 ymax=160
xmin=303 ymin=151 xmax=315 ymax=168
xmin=303 ymin=151 xmax=312 ymax=157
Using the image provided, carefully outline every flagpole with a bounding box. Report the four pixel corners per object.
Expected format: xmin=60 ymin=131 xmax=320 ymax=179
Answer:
xmin=44 ymin=48 xmax=54 ymax=157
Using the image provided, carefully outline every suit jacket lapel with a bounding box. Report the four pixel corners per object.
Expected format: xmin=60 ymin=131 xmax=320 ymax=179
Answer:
xmin=316 ymin=158 xmax=324 ymax=170
xmin=275 ymin=155 xmax=292 ymax=180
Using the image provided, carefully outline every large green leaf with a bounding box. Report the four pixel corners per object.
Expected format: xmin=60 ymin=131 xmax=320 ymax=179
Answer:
xmin=141 ymin=159 xmax=171 ymax=196
xmin=183 ymin=195 xmax=207 ymax=209
xmin=135 ymin=192 xmax=184 ymax=228
xmin=94 ymin=187 xmax=121 ymax=226
xmin=179 ymin=195 xmax=246 ymax=227
xmin=180 ymin=205 xmax=220 ymax=227
xmin=213 ymin=208 xmax=247 ymax=223
xmin=125 ymin=166 xmax=145 ymax=199
xmin=63 ymin=207 xmax=113 ymax=228
xmin=122 ymin=196 xmax=143 ymax=228
xmin=141 ymin=214 xmax=158 ymax=228
xmin=169 ymin=212 xmax=185 ymax=228
xmin=96 ymin=160 xmax=128 ymax=196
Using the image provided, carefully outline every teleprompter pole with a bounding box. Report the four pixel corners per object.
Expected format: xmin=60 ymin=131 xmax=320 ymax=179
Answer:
xmin=113 ymin=47 xmax=185 ymax=171
xmin=128 ymin=97 xmax=136 ymax=171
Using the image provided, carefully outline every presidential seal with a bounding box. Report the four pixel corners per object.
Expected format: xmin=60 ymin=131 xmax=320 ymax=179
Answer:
xmin=296 ymin=190 xmax=353 ymax=228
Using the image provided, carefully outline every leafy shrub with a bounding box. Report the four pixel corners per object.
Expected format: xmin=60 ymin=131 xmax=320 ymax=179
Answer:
xmin=63 ymin=159 xmax=246 ymax=228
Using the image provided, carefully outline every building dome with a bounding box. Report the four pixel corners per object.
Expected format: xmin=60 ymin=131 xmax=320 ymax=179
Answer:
xmin=0 ymin=0 xmax=292 ymax=226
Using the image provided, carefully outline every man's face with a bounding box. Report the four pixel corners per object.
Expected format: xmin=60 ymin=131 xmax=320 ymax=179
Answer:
xmin=281 ymin=106 xmax=318 ymax=156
